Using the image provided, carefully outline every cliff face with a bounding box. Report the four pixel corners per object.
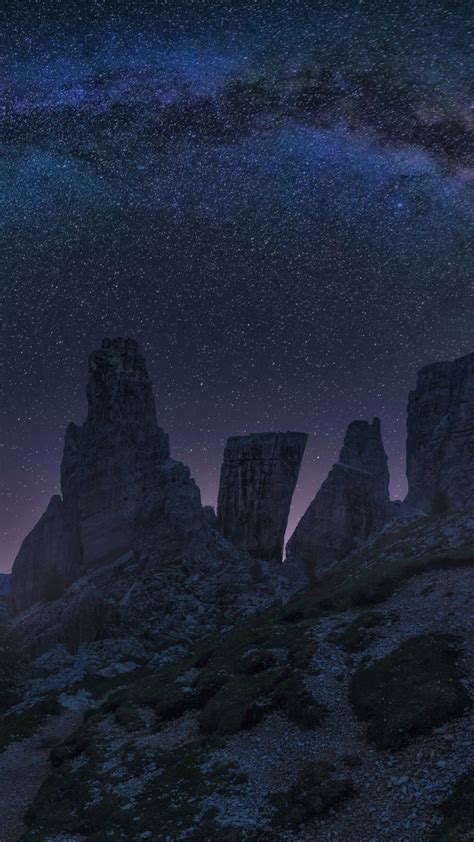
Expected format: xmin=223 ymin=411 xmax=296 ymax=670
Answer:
xmin=217 ymin=432 xmax=308 ymax=563
xmin=339 ymin=418 xmax=390 ymax=506
xmin=0 ymin=574 xmax=10 ymax=620
xmin=405 ymin=352 xmax=474 ymax=511
xmin=286 ymin=418 xmax=390 ymax=574
xmin=60 ymin=337 xmax=171 ymax=571
xmin=10 ymin=496 xmax=73 ymax=613
xmin=10 ymin=339 xmax=278 ymax=653
xmin=12 ymin=338 xmax=174 ymax=614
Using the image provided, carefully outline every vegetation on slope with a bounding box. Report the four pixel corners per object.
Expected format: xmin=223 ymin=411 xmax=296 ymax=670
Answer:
xmin=281 ymin=540 xmax=474 ymax=623
xmin=15 ymin=518 xmax=474 ymax=838
xmin=350 ymin=633 xmax=470 ymax=750
xmin=270 ymin=760 xmax=353 ymax=829
xmin=433 ymin=769 xmax=474 ymax=841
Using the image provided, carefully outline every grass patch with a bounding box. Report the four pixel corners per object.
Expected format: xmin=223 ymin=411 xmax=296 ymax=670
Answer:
xmin=271 ymin=672 xmax=326 ymax=729
xmin=0 ymin=695 xmax=60 ymax=754
xmin=350 ymin=633 xmax=470 ymax=750
xmin=199 ymin=669 xmax=283 ymax=735
xmin=24 ymin=616 xmax=325 ymax=838
xmin=25 ymin=717 xmax=250 ymax=841
xmin=105 ymin=614 xmax=320 ymax=737
xmin=325 ymin=612 xmax=387 ymax=653
xmin=75 ymin=667 xmax=150 ymax=701
xmin=433 ymin=769 xmax=474 ymax=841
xmin=281 ymin=543 xmax=474 ymax=624
xmin=271 ymin=760 xmax=353 ymax=828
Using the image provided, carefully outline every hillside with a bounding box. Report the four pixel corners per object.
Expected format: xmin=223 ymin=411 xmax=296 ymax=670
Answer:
xmin=1 ymin=512 xmax=473 ymax=841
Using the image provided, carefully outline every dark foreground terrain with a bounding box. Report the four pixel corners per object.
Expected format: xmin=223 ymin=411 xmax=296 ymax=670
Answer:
xmin=1 ymin=512 xmax=473 ymax=842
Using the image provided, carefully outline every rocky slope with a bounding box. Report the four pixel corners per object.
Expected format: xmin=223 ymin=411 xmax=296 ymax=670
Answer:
xmin=405 ymin=351 xmax=474 ymax=512
xmin=0 ymin=510 xmax=472 ymax=842
xmin=217 ymin=432 xmax=307 ymax=563
xmin=286 ymin=418 xmax=390 ymax=575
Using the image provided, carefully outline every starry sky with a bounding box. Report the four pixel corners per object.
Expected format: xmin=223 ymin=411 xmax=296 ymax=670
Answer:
xmin=1 ymin=0 xmax=473 ymax=572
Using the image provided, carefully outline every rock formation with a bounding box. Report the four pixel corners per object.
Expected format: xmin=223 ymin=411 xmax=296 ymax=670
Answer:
xmin=286 ymin=418 xmax=389 ymax=574
xmin=11 ymin=338 xmax=280 ymax=654
xmin=339 ymin=418 xmax=390 ymax=504
xmin=12 ymin=338 xmax=176 ymax=614
xmin=405 ymin=352 xmax=474 ymax=511
xmin=10 ymin=496 xmax=74 ymax=613
xmin=217 ymin=432 xmax=308 ymax=563
xmin=61 ymin=337 xmax=172 ymax=571
xmin=0 ymin=574 xmax=10 ymax=620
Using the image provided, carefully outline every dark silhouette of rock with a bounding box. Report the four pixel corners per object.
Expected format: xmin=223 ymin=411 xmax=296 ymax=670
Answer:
xmin=286 ymin=418 xmax=389 ymax=574
xmin=11 ymin=338 xmax=282 ymax=653
xmin=405 ymin=352 xmax=474 ymax=511
xmin=339 ymin=418 xmax=390 ymax=505
xmin=12 ymin=338 xmax=175 ymax=614
xmin=217 ymin=432 xmax=308 ymax=563
xmin=61 ymin=337 xmax=171 ymax=571
xmin=10 ymin=496 xmax=74 ymax=613
xmin=0 ymin=574 xmax=10 ymax=620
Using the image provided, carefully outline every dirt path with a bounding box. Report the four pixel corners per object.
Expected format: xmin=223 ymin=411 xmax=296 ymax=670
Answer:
xmin=0 ymin=709 xmax=82 ymax=842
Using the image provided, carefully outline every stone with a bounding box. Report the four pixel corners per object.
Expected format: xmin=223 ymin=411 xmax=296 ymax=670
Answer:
xmin=405 ymin=352 xmax=474 ymax=511
xmin=286 ymin=418 xmax=390 ymax=574
xmin=216 ymin=432 xmax=308 ymax=562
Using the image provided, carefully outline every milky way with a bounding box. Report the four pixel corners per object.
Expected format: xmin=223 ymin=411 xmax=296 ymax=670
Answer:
xmin=1 ymin=0 xmax=473 ymax=571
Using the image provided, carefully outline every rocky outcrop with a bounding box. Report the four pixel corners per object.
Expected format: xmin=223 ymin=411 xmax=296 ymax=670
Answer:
xmin=11 ymin=338 xmax=282 ymax=654
xmin=339 ymin=418 xmax=390 ymax=505
xmin=217 ymin=432 xmax=308 ymax=563
xmin=286 ymin=418 xmax=389 ymax=574
xmin=10 ymin=496 xmax=74 ymax=613
xmin=11 ymin=339 xmax=189 ymax=614
xmin=405 ymin=352 xmax=474 ymax=511
xmin=0 ymin=574 xmax=10 ymax=620
xmin=61 ymin=337 xmax=171 ymax=571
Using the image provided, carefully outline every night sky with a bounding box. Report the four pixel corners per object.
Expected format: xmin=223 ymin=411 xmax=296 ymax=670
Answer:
xmin=1 ymin=0 xmax=473 ymax=572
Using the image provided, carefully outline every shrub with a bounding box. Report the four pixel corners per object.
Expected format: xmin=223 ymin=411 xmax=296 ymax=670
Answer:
xmin=198 ymin=669 xmax=282 ymax=735
xmin=0 ymin=695 xmax=61 ymax=754
xmin=271 ymin=760 xmax=353 ymax=828
xmin=350 ymin=633 xmax=470 ymax=750
xmin=433 ymin=768 xmax=474 ymax=841
xmin=326 ymin=612 xmax=386 ymax=653
xmin=272 ymin=673 xmax=326 ymax=729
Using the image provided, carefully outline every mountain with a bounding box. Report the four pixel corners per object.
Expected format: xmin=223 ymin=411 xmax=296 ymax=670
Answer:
xmin=2 ymin=344 xmax=474 ymax=841
xmin=10 ymin=339 xmax=297 ymax=656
